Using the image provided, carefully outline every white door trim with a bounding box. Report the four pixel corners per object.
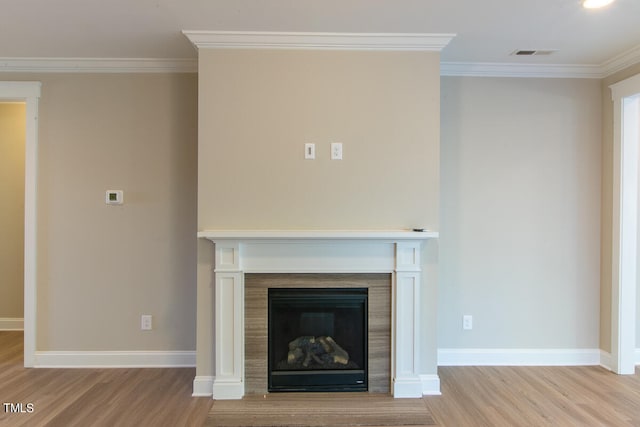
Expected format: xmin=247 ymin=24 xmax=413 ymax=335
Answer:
xmin=0 ymin=81 xmax=41 ymax=367
xmin=609 ymin=73 xmax=640 ymax=374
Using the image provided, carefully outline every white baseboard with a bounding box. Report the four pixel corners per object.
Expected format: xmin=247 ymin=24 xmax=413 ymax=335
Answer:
xmin=637 ymin=349 xmax=640 ymax=365
xmin=192 ymin=376 xmax=214 ymax=397
xmin=0 ymin=317 xmax=24 ymax=331
xmin=438 ymin=348 xmax=602 ymax=366
xmin=34 ymin=350 xmax=196 ymax=368
xmin=419 ymin=374 xmax=441 ymax=395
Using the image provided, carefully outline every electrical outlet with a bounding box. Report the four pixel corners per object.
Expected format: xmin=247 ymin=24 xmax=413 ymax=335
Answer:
xmin=141 ymin=315 xmax=152 ymax=330
xmin=463 ymin=315 xmax=473 ymax=330
xmin=330 ymin=142 xmax=343 ymax=160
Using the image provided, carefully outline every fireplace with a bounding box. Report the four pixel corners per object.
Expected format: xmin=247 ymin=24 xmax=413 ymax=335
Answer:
xmin=195 ymin=230 xmax=440 ymax=399
xmin=245 ymin=273 xmax=390 ymax=395
xmin=268 ymin=288 xmax=368 ymax=392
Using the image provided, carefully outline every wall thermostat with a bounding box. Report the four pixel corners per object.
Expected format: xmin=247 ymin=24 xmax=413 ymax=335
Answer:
xmin=105 ymin=190 xmax=124 ymax=205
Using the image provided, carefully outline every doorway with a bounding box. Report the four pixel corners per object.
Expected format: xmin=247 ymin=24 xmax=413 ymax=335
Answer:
xmin=0 ymin=102 xmax=26 ymax=337
xmin=610 ymin=73 xmax=640 ymax=374
xmin=0 ymin=82 xmax=41 ymax=367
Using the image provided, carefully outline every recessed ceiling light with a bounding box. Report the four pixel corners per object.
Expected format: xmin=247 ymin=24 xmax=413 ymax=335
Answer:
xmin=583 ymin=0 xmax=616 ymax=9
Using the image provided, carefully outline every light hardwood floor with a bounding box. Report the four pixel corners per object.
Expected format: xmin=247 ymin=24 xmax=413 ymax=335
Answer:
xmin=427 ymin=365 xmax=640 ymax=426
xmin=0 ymin=331 xmax=212 ymax=427
xmin=2 ymin=331 xmax=640 ymax=426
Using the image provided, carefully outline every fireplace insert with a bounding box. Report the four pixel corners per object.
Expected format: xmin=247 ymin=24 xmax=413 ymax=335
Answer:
xmin=268 ymin=288 xmax=368 ymax=392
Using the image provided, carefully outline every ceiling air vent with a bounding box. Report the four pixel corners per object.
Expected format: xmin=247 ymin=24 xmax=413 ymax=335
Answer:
xmin=511 ymin=49 xmax=557 ymax=56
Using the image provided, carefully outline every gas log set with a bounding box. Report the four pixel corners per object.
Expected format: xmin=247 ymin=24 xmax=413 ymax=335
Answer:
xmin=276 ymin=335 xmax=358 ymax=370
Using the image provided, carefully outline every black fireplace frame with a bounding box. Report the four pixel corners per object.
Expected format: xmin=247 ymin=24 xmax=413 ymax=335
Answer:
xmin=267 ymin=288 xmax=368 ymax=392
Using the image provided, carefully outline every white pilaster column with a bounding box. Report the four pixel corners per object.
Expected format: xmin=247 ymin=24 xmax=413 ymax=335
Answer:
xmin=392 ymin=241 xmax=422 ymax=398
xmin=212 ymin=241 xmax=245 ymax=399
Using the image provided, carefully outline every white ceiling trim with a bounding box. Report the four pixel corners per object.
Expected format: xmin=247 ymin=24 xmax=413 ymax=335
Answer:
xmin=182 ymin=31 xmax=456 ymax=51
xmin=442 ymin=43 xmax=640 ymax=79
xmin=0 ymin=40 xmax=637 ymax=78
xmin=440 ymin=62 xmax=604 ymax=79
xmin=0 ymin=58 xmax=197 ymax=73
xmin=601 ymin=44 xmax=640 ymax=77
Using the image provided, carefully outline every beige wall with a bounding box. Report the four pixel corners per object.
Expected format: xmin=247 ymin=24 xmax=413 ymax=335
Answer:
xmin=197 ymin=49 xmax=440 ymax=230
xmin=440 ymin=76 xmax=602 ymax=349
xmin=2 ymin=73 xmax=198 ymax=351
xmin=2 ymin=53 xmax=625 ymax=371
xmin=600 ymin=63 xmax=640 ymax=352
xmin=196 ymin=48 xmax=442 ymax=378
xmin=0 ymin=103 xmax=26 ymax=320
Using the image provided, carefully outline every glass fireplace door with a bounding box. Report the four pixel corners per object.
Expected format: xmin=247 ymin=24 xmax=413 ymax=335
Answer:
xmin=268 ymin=288 xmax=368 ymax=392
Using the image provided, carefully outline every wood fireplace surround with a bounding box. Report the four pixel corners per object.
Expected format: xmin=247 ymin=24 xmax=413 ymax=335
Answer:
xmin=197 ymin=230 xmax=439 ymax=399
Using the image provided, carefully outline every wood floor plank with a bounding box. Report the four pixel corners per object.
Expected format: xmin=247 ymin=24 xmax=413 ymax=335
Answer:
xmin=0 ymin=331 xmax=212 ymax=427
xmin=425 ymin=366 xmax=640 ymax=427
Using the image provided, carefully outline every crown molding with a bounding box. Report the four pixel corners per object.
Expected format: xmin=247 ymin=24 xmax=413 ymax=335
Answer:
xmin=0 ymin=57 xmax=197 ymax=73
xmin=182 ymin=31 xmax=455 ymax=51
xmin=442 ymin=43 xmax=640 ymax=79
xmin=440 ymin=61 xmax=604 ymax=79
xmin=0 ymin=41 xmax=637 ymax=78
xmin=601 ymin=44 xmax=640 ymax=77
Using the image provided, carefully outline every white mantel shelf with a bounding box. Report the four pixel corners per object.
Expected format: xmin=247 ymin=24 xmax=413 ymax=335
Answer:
xmin=197 ymin=229 xmax=439 ymax=241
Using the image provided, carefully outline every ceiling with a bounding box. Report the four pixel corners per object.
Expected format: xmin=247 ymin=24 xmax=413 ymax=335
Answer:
xmin=1 ymin=0 xmax=639 ymax=75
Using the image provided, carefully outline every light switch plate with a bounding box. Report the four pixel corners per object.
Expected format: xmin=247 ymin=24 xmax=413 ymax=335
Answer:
xmin=304 ymin=143 xmax=315 ymax=159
